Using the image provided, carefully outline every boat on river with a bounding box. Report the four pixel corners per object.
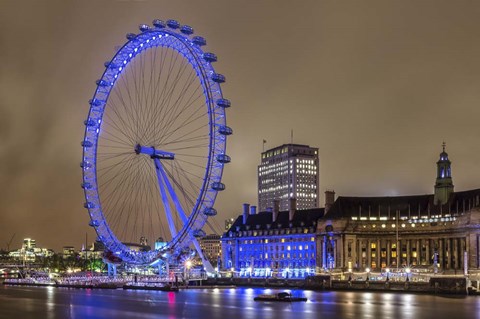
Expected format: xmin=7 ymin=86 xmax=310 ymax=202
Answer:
xmin=254 ymin=292 xmax=307 ymax=302
xmin=123 ymin=283 xmax=179 ymax=292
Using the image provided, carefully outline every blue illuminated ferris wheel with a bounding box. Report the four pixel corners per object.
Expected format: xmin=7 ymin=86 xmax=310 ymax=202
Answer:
xmin=81 ymin=19 xmax=231 ymax=265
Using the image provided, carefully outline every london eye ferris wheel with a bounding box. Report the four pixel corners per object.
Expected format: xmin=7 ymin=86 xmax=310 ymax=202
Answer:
xmin=81 ymin=19 xmax=231 ymax=266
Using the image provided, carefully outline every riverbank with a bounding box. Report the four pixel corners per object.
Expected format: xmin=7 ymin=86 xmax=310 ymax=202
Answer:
xmin=3 ymin=275 xmax=479 ymax=295
xmin=203 ymin=275 xmax=480 ymax=296
xmin=1 ymin=278 xmax=234 ymax=291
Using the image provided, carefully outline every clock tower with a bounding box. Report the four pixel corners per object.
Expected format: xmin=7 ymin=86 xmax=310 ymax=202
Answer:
xmin=434 ymin=142 xmax=454 ymax=205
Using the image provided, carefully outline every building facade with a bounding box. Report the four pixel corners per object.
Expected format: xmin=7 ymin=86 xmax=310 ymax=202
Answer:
xmin=221 ymin=202 xmax=324 ymax=278
xmin=258 ymin=144 xmax=319 ymax=211
xmin=8 ymin=238 xmax=54 ymax=262
xmin=317 ymin=146 xmax=480 ymax=272
xmin=225 ymin=218 xmax=235 ymax=232
xmin=199 ymin=234 xmax=222 ymax=268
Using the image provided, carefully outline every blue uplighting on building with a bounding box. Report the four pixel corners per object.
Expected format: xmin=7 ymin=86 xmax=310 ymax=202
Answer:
xmin=221 ymin=201 xmax=324 ymax=278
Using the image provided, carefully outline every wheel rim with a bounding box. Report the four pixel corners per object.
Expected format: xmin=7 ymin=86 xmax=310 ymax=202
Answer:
xmin=81 ymin=21 xmax=229 ymax=265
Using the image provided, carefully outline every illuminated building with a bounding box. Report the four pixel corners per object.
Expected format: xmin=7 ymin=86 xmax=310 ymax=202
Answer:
xmin=62 ymin=246 xmax=76 ymax=259
xmin=154 ymin=237 xmax=167 ymax=250
xmin=199 ymin=234 xmax=222 ymax=268
xmin=8 ymin=238 xmax=54 ymax=262
xmin=22 ymin=238 xmax=36 ymax=250
xmin=225 ymin=218 xmax=235 ymax=232
xmin=317 ymin=145 xmax=480 ymax=272
xmin=222 ymin=201 xmax=324 ymax=278
xmin=79 ymin=241 xmax=105 ymax=260
xmin=258 ymin=144 xmax=319 ymax=212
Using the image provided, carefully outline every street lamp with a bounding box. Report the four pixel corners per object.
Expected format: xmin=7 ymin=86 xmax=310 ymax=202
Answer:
xmin=405 ymin=267 xmax=411 ymax=282
xmin=185 ymin=260 xmax=192 ymax=281
xmin=386 ymin=268 xmax=390 ymax=282
xmin=366 ymin=267 xmax=370 ymax=281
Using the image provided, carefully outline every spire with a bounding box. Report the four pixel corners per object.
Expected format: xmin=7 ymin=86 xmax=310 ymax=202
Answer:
xmin=434 ymin=142 xmax=454 ymax=205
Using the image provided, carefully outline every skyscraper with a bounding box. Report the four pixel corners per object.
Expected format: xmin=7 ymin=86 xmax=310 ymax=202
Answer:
xmin=258 ymin=144 xmax=319 ymax=211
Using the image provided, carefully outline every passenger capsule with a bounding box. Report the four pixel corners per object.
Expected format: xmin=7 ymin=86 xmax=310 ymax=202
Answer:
xmin=212 ymin=182 xmax=226 ymax=191
xmin=81 ymin=140 xmax=93 ymax=148
xmin=139 ymin=24 xmax=150 ymax=32
xmin=192 ymin=36 xmax=206 ymax=46
xmin=89 ymin=99 xmax=105 ymax=107
xmin=152 ymin=19 xmax=166 ymax=28
xmin=84 ymin=202 xmax=95 ymax=209
xmin=203 ymin=52 xmax=217 ymax=62
xmin=211 ymin=73 xmax=225 ymax=83
xmin=180 ymin=25 xmax=194 ymax=35
xmin=218 ymin=125 xmax=233 ymax=135
xmin=166 ymin=19 xmax=180 ymax=29
xmin=193 ymin=229 xmax=206 ymax=238
xmin=80 ymin=161 xmax=92 ymax=169
xmin=89 ymin=220 xmax=100 ymax=227
xmin=216 ymin=98 xmax=231 ymax=108
xmin=84 ymin=119 xmax=97 ymax=127
xmin=203 ymin=208 xmax=218 ymax=216
xmin=126 ymin=33 xmax=137 ymax=40
xmin=81 ymin=182 xmax=92 ymax=190
xmin=216 ymin=154 xmax=231 ymax=163
xmin=104 ymin=61 xmax=118 ymax=69
xmin=96 ymin=79 xmax=110 ymax=87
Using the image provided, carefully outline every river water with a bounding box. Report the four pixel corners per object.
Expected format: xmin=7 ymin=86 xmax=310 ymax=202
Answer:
xmin=0 ymin=285 xmax=479 ymax=319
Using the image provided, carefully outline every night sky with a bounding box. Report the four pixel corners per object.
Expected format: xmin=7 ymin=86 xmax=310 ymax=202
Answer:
xmin=1 ymin=0 xmax=479 ymax=251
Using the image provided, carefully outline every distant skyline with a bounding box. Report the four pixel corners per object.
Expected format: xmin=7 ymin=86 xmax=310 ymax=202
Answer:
xmin=1 ymin=0 xmax=479 ymax=251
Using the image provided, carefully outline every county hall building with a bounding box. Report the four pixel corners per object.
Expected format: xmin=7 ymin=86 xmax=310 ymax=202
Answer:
xmin=221 ymin=201 xmax=324 ymax=278
xmin=317 ymin=145 xmax=480 ymax=273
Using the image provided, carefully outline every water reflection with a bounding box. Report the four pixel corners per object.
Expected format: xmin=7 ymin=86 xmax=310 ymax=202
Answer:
xmin=1 ymin=286 xmax=479 ymax=319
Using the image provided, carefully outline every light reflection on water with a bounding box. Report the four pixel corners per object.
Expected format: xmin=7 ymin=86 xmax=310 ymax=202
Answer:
xmin=1 ymin=285 xmax=479 ymax=319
